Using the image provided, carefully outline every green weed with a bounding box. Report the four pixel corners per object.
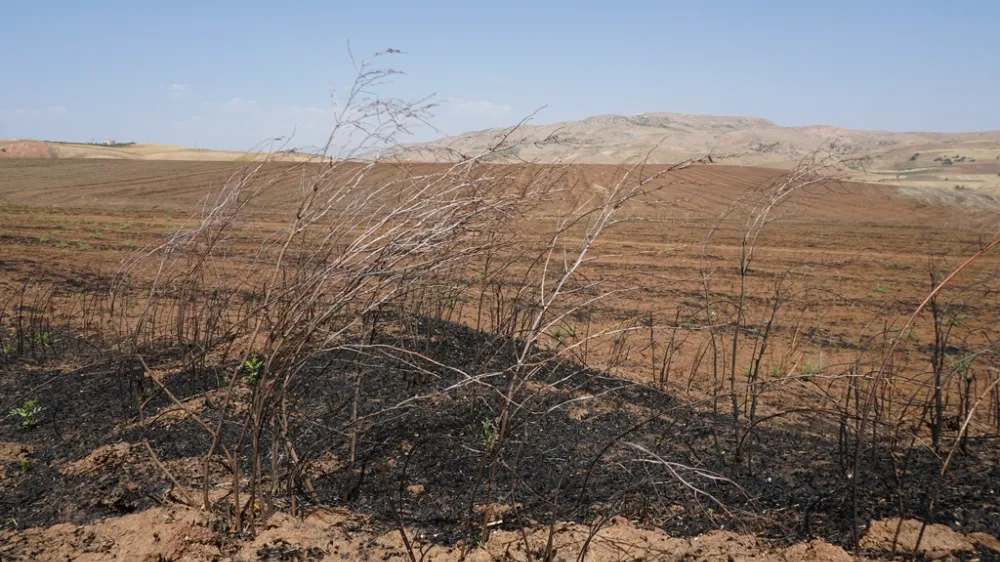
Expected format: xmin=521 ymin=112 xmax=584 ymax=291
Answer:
xmin=32 ymin=331 xmax=51 ymax=347
xmin=8 ymin=399 xmax=43 ymax=429
xmin=801 ymin=362 xmax=821 ymax=380
xmin=243 ymin=356 xmax=264 ymax=386
xmin=481 ymin=418 xmax=497 ymax=450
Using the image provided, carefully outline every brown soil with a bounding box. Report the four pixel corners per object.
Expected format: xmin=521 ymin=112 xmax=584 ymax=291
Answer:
xmin=0 ymin=441 xmax=32 ymax=479
xmin=0 ymin=140 xmax=58 ymax=159
xmin=860 ymin=518 xmax=980 ymax=558
xmin=0 ymin=504 xmax=865 ymax=561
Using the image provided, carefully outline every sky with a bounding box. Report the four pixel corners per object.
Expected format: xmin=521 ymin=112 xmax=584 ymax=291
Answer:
xmin=2 ymin=0 xmax=999 ymax=151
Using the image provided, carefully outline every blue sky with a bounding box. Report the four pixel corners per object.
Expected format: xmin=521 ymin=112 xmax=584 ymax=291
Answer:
xmin=2 ymin=0 xmax=998 ymax=151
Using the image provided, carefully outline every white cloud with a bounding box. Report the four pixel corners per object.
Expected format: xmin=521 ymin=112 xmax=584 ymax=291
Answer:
xmin=171 ymin=115 xmax=203 ymax=129
xmin=169 ymin=84 xmax=191 ymax=98
xmin=220 ymin=97 xmax=258 ymax=113
xmin=273 ymin=105 xmax=337 ymax=131
xmin=277 ymin=104 xmax=334 ymax=118
xmin=2 ymin=106 xmax=67 ymax=120
xmin=449 ymin=98 xmax=512 ymax=117
xmin=487 ymin=75 xmax=524 ymax=86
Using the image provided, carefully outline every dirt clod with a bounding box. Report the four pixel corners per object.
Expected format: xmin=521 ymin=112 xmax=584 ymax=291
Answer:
xmin=861 ymin=518 xmax=974 ymax=558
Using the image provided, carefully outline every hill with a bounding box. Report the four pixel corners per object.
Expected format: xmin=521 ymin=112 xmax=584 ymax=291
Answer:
xmin=393 ymin=112 xmax=1000 ymax=190
xmin=0 ymin=139 xmax=311 ymax=162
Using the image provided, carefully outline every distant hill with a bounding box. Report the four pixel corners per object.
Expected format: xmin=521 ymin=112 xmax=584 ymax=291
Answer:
xmin=6 ymin=113 xmax=1000 ymax=191
xmin=391 ymin=112 xmax=1000 ymax=190
xmin=0 ymin=139 xmax=310 ymax=162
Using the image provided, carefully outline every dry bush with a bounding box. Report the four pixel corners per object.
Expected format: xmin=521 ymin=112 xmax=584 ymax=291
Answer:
xmin=98 ymin=52 xmax=719 ymax=551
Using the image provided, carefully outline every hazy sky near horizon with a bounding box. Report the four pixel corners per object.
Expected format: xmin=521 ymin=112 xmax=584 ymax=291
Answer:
xmin=3 ymin=0 xmax=999 ymax=151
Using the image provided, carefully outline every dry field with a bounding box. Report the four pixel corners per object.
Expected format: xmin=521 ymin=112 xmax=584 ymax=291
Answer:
xmin=0 ymin=139 xmax=312 ymax=162
xmin=2 ymin=157 xmax=1000 ymax=560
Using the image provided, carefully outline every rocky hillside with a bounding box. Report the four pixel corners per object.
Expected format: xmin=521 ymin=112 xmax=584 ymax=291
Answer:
xmin=391 ymin=112 xmax=1000 ymax=169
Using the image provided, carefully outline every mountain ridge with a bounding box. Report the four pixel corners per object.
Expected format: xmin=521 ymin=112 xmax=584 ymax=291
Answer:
xmin=390 ymin=111 xmax=1000 ymax=171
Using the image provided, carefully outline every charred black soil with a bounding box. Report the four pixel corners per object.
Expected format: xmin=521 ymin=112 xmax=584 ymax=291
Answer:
xmin=3 ymin=318 xmax=999 ymax=558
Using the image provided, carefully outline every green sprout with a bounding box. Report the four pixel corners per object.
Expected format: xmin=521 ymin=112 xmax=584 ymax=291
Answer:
xmin=243 ymin=356 xmax=264 ymax=386
xmin=8 ymin=399 xmax=43 ymax=429
xmin=481 ymin=418 xmax=497 ymax=451
xmin=32 ymin=331 xmax=52 ymax=347
xmin=801 ymin=362 xmax=821 ymax=380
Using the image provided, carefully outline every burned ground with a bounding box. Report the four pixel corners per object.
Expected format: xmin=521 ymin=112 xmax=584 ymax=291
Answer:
xmin=3 ymin=317 xmax=999 ymax=558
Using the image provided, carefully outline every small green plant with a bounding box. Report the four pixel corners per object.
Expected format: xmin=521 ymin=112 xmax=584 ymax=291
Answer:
xmin=91 ymin=229 xmax=104 ymax=239
xmin=874 ymin=285 xmax=889 ymax=294
xmin=120 ymin=222 xmax=132 ymax=230
xmin=801 ymin=362 xmax=821 ymax=380
xmin=949 ymin=313 xmax=967 ymax=328
xmin=76 ymin=241 xmax=91 ymax=251
xmin=55 ymin=241 xmax=69 ymax=249
xmin=18 ymin=456 xmax=33 ymax=473
xmin=38 ymin=235 xmax=50 ymax=243
xmin=243 ymin=356 xmax=264 ymax=385
xmin=769 ymin=365 xmax=782 ymax=378
xmin=8 ymin=399 xmax=43 ymax=429
xmin=481 ymin=418 xmax=497 ymax=451
xmin=553 ymin=323 xmax=576 ymax=343
xmin=32 ymin=331 xmax=52 ymax=347
xmin=949 ymin=353 xmax=974 ymax=374
xmin=1 ymin=343 xmax=14 ymax=356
